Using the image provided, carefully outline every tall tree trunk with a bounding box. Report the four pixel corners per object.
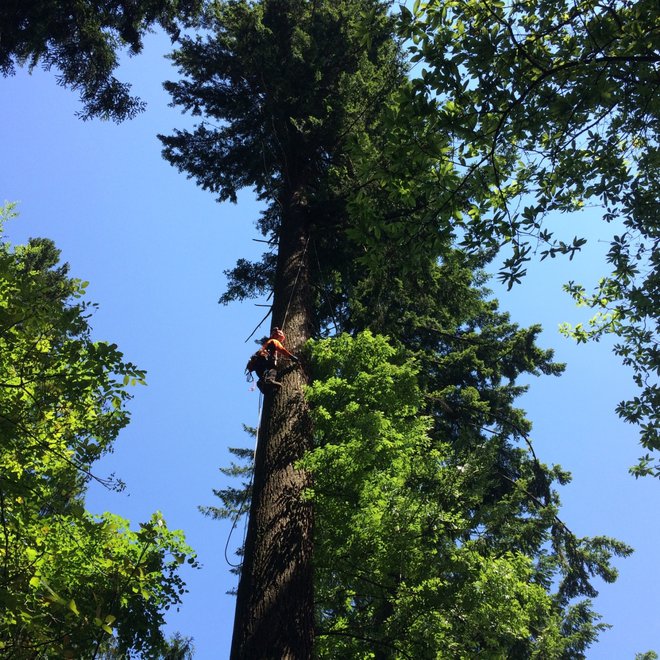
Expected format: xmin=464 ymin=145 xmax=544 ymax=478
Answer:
xmin=230 ymin=199 xmax=314 ymax=659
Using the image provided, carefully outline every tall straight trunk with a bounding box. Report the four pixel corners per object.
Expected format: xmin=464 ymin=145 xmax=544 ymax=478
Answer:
xmin=230 ymin=199 xmax=315 ymax=659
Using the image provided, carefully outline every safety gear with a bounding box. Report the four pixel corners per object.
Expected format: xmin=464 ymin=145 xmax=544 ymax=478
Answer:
xmin=257 ymin=369 xmax=282 ymax=393
xmin=246 ymin=329 xmax=295 ymax=393
xmin=245 ymin=349 xmax=268 ymax=378
xmin=271 ymin=327 xmax=286 ymax=342
xmin=263 ymin=338 xmax=295 ymax=361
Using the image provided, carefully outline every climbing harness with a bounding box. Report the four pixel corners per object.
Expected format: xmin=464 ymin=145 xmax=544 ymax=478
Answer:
xmin=245 ymin=347 xmax=269 ymax=381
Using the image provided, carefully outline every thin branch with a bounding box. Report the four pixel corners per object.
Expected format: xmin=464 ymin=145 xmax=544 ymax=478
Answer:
xmin=244 ymin=307 xmax=273 ymax=344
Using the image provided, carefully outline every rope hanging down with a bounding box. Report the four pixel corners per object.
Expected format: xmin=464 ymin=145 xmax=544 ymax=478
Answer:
xmin=224 ymin=391 xmax=262 ymax=568
xmin=231 ymin=235 xmax=309 ymax=561
xmin=282 ymin=235 xmax=310 ymax=329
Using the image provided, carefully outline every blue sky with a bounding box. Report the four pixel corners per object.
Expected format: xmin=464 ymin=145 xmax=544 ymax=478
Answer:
xmin=1 ymin=31 xmax=658 ymax=658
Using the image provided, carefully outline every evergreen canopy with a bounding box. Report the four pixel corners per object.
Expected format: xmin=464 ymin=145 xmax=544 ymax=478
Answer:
xmin=0 ymin=0 xmax=202 ymax=120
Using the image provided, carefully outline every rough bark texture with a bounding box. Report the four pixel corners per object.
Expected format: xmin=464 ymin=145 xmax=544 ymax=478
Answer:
xmin=230 ymin=201 xmax=314 ymax=659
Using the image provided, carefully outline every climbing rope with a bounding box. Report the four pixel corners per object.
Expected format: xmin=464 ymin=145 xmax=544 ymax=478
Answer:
xmin=281 ymin=235 xmax=310 ymax=330
xmin=242 ymin=235 xmax=310 ymax=343
xmin=228 ymin=235 xmax=310 ymax=565
xmin=223 ymin=391 xmax=262 ymax=568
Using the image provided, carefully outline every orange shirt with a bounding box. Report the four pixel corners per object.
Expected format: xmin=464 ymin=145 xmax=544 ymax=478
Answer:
xmin=262 ymin=338 xmax=295 ymax=359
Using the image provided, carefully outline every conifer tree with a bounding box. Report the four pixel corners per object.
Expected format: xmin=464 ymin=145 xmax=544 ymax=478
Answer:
xmin=212 ymin=249 xmax=630 ymax=656
xmin=160 ymin=1 xmax=401 ymax=655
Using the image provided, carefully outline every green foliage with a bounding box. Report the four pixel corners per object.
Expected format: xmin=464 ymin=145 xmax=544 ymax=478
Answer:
xmin=98 ymin=631 xmax=196 ymax=659
xmin=214 ymin=300 xmax=630 ymax=656
xmin=160 ymin=0 xmax=400 ymax=204
xmin=303 ymin=331 xmax=629 ymax=658
xmin=396 ymin=0 xmax=660 ymax=475
xmin=0 ymin=0 xmax=202 ymax=120
xmin=200 ymin=442 xmax=254 ymax=525
xmin=0 ymin=206 xmax=197 ymax=657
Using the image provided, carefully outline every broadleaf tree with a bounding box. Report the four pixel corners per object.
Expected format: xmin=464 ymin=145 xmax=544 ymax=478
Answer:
xmin=304 ymin=330 xmax=627 ymax=657
xmin=395 ymin=0 xmax=660 ymax=476
xmin=0 ymin=205 xmax=197 ymax=658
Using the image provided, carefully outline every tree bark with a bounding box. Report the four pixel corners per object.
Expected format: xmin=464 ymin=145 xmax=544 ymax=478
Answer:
xmin=230 ymin=199 xmax=314 ymax=659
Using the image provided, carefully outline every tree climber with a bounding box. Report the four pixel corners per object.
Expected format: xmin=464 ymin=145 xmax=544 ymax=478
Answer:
xmin=246 ymin=327 xmax=299 ymax=393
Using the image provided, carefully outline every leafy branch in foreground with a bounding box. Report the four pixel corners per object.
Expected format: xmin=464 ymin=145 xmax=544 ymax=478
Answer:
xmin=0 ymin=205 xmax=197 ymax=658
xmin=395 ymin=0 xmax=659 ymax=475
